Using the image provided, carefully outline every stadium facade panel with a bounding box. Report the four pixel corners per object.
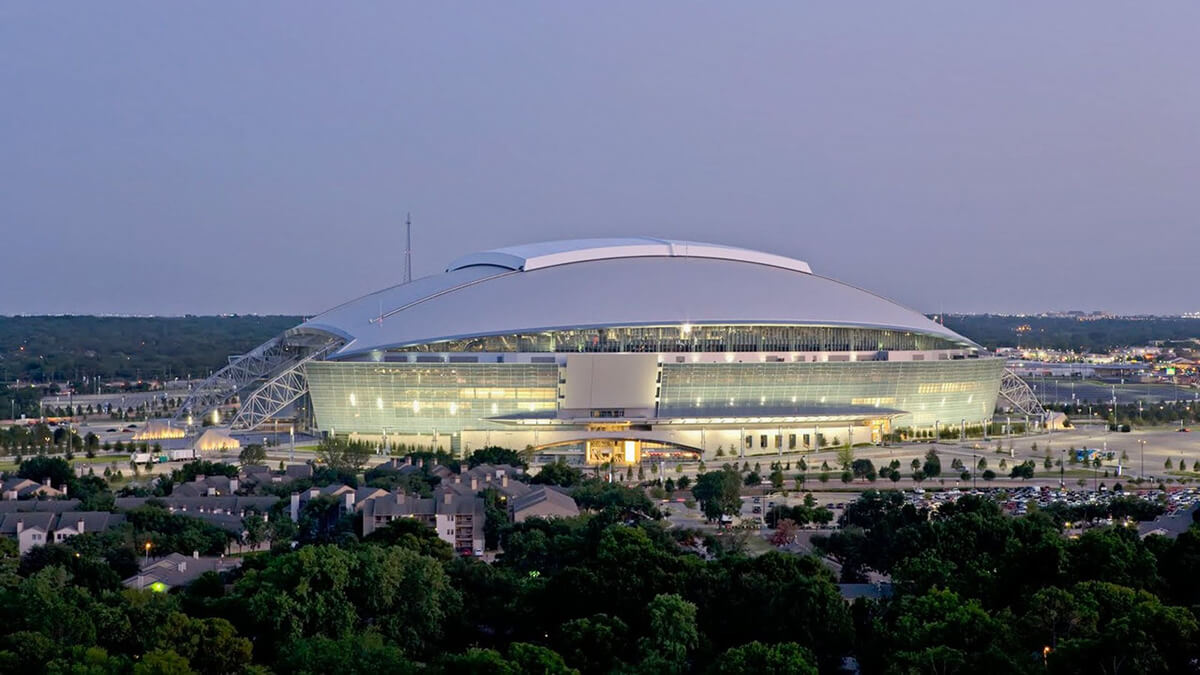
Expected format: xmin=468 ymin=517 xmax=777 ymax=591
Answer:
xmin=298 ymin=237 xmax=1004 ymax=463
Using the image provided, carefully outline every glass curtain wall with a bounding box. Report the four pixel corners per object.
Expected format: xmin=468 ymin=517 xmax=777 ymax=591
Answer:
xmin=307 ymin=362 xmax=558 ymax=434
xmin=392 ymin=325 xmax=966 ymax=354
xmin=658 ymin=359 xmax=1005 ymax=427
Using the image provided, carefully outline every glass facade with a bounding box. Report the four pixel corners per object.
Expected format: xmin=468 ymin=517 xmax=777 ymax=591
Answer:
xmin=306 ymin=356 xmax=1004 ymax=435
xmin=658 ymin=359 xmax=1005 ymax=428
xmin=306 ymin=362 xmax=558 ymax=435
xmin=391 ymin=324 xmax=968 ymax=354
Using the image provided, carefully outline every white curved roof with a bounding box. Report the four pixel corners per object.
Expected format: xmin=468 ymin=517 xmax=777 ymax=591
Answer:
xmin=299 ymin=238 xmax=975 ymax=358
xmin=447 ymin=237 xmax=812 ymax=274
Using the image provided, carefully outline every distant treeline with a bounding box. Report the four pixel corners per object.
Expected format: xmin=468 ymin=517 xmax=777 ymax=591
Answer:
xmin=4 ymin=314 xmax=1199 ymax=384
xmin=941 ymin=315 xmax=1200 ymax=352
xmin=0 ymin=315 xmax=302 ymax=382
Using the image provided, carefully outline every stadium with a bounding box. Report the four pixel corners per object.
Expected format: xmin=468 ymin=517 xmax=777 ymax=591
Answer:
xmin=177 ymin=238 xmax=1032 ymax=465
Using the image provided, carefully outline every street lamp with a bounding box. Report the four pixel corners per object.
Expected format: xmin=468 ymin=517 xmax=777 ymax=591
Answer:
xmin=1138 ymin=439 xmax=1146 ymax=480
xmin=143 ymin=541 xmax=152 ymax=563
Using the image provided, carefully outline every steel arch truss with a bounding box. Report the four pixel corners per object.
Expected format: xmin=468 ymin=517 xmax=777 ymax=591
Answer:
xmin=229 ymin=363 xmax=311 ymax=430
xmin=174 ymin=332 xmax=342 ymax=427
xmin=229 ymin=340 xmax=342 ymax=430
xmin=997 ymin=369 xmax=1047 ymax=419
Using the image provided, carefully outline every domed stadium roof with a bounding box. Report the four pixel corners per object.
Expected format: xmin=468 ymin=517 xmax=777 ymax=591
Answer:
xmin=297 ymin=237 xmax=974 ymax=358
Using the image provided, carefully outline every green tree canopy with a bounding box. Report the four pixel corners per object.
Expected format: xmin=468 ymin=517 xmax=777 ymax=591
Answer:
xmin=692 ymin=469 xmax=742 ymax=522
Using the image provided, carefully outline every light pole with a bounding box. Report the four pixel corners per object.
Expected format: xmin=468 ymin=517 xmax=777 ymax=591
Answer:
xmin=1138 ymin=439 xmax=1146 ymax=480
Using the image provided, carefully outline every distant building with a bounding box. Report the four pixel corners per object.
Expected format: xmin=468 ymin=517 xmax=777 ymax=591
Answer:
xmin=171 ymin=475 xmax=240 ymax=498
xmin=442 ymin=464 xmax=530 ymax=502
xmin=359 ymin=490 xmax=485 ymax=555
xmin=1 ymin=478 xmax=67 ymax=500
xmin=123 ymin=551 xmax=241 ymax=592
xmin=509 ymin=486 xmax=579 ymax=523
xmin=114 ymin=495 xmax=279 ymax=518
xmin=0 ymin=510 xmax=126 ymax=554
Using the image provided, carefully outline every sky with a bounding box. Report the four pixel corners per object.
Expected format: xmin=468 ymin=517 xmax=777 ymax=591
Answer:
xmin=3 ymin=3 xmax=1199 ymax=317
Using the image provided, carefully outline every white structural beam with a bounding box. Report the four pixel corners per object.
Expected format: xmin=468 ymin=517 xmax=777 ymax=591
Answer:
xmin=997 ymin=369 xmax=1047 ymax=419
xmin=229 ymin=340 xmax=342 ymax=430
xmin=174 ymin=333 xmax=342 ymax=428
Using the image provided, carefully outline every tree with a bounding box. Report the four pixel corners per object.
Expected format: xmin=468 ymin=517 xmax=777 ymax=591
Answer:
xmin=316 ymin=437 xmax=373 ymax=473
xmin=532 ymin=460 xmax=584 ymax=488
xmin=236 ymin=543 xmax=460 ymax=655
xmin=242 ymin=513 xmax=268 ymax=550
xmin=557 ymin=614 xmax=629 ymax=674
xmin=507 ymin=642 xmax=575 ymax=675
xmin=158 ymin=613 xmax=253 ymax=675
xmin=709 ymin=642 xmax=818 ymax=675
xmin=922 ymin=448 xmax=941 ymax=478
xmin=769 ymin=469 xmax=785 ymax=489
xmin=17 ymin=455 xmax=72 ymax=488
xmin=1051 ymin=581 xmax=1198 ymax=674
xmin=851 ymin=458 xmax=876 ymax=482
xmin=170 ymin=460 xmax=239 ymax=484
xmin=468 ymin=446 xmax=528 ymax=469
xmin=692 ymin=469 xmax=742 ymax=522
xmin=1010 ymin=461 xmax=1035 ymax=480
xmin=837 ymin=444 xmax=854 ymax=470
xmin=636 ymin=594 xmax=698 ymax=674
xmin=886 ymin=588 xmax=1024 ymax=674
xmin=133 ymin=650 xmax=194 ymax=675
xmin=771 ymin=519 xmax=800 ymax=547
xmin=239 ymin=444 xmax=267 ymax=466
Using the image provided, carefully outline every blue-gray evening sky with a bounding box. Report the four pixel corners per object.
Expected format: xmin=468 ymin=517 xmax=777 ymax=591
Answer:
xmin=3 ymin=3 xmax=1199 ymax=317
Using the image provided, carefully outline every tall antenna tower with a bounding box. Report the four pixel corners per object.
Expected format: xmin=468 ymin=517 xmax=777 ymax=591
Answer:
xmin=404 ymin=212 xmax=412 ymax=283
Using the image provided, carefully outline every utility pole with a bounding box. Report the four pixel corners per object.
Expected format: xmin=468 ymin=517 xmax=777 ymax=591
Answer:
xmin=404 ymin=212 xmax=413 ymax=284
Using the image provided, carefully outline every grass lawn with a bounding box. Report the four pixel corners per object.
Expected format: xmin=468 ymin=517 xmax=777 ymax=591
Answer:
xmin=72 ymin=454 xmax=131 ymax=465
xmin=0 ymin=454 xmax=133 ymax=473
